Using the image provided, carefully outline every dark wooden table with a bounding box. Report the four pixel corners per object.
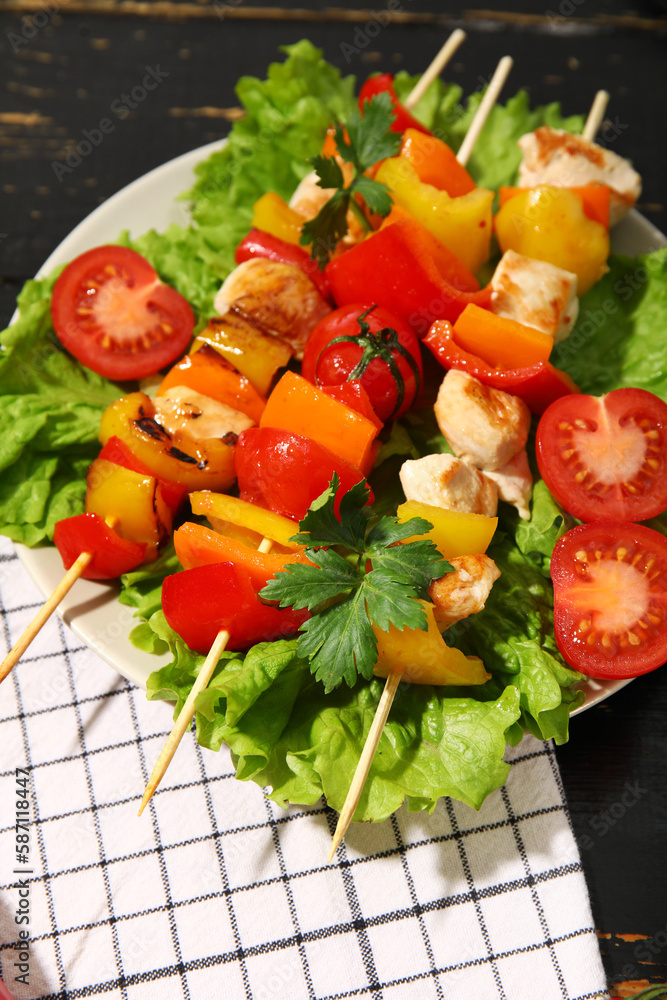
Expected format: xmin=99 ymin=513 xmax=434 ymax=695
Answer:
xmin=1 ymin=2 xmax=666 ymax=994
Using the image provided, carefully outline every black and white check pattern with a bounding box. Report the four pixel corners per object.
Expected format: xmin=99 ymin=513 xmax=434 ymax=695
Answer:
xmin=0 ymin=537 xmax=609 ymax=1000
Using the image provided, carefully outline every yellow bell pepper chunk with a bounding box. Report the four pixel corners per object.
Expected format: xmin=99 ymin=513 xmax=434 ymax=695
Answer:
xmin=397 ymin=500 xmax=497 ymax=559
xmin=99 ymin=392 xmax=237 ymax=493
xmin=86 ymin=459 xmax=171 ymax=562
xmin=494 ymin=185 xmax=609 ymax=295
xmin=251 ymin=191 xmax=304 ymax=246
xmin=189 ymin=491 xmax=303 ymax=551
xmin=373 ymin=601 xmax=489 ymax=686
xmin=193 ymin=313 xmax=293 ymax=397
xmin=375 ymin=156 xmax=494 ymax=274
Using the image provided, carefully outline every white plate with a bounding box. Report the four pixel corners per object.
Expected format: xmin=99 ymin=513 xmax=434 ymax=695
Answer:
xmin=10 ymin=143 xmax=666 ymax=709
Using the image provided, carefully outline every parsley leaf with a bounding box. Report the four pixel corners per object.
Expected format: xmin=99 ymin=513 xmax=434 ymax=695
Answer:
xmin=299 ymin=93 xmax=402 ymax=268
xmin=342 ymin=92 xmax=401 ymax=170
xmin=260 ymin=475 xmax=447 ymax=693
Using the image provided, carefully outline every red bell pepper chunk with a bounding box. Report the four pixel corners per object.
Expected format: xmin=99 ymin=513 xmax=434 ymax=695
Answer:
xmin=320 ymin=381 xmax=384 ymax=431
xmin=423 ymin=319 xmax=579 ymax=415
xmin=162 ymin=561 xmax=309 ymax=655
xmin=326 ymin=218 xmax=491 ymax=336
xmin=235 ymin=228 xmax=334 ymax=305
xmin=358 ymin=74 xmax=431 ymax=135
xmin=53 ymin=512 xmax=147 ymax=580
xmin=235 ymin=426 xmax=373 ymax=521
xmin=98 ymin=436 xmax=187 ymax=513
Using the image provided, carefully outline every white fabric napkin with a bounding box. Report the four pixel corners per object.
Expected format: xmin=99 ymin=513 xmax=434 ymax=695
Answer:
xmin=0 ymin=537 xmax=609 ymax=1000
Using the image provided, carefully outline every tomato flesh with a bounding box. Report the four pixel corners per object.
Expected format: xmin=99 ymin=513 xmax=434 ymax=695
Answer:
xmin=551 ymin=521 xmax=667 ymax=678
xmin=51 ymin=245 xmax=194 ymax=380
xmin=162 ymin=561 xmax=309 ymax=655
xmin=536 ymin=388 xmax=667 ymax=521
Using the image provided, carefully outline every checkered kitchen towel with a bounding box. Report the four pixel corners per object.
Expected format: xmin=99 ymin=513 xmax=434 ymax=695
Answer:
xmin=0 ymin=536 xmax=608 ymax=1000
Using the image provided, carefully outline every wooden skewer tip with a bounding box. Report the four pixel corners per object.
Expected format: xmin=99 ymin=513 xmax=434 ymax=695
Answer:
xmin=582 ymin=89 xmax=610 ymax=142
xmin=456 ymin=54 xmax=513 ymax=167
xmin=138 ymin=628 xmax=231 ymax=816
xmin=404 ymin=28 xmax=467 ymax=110
xmin=328 ymin=670 xmax=402 ymax=861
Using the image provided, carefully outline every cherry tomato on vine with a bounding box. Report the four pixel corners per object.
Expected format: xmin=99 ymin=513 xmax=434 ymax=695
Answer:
xmin=551 ymin=521 xmax=667 ymax=679
xmin=301 ymin=303 xmax=423 ymax=423
xmin=536 ymin=387 xmax=667 ymax=522
xmin=51 ymin=245 xmax=194 ymax=380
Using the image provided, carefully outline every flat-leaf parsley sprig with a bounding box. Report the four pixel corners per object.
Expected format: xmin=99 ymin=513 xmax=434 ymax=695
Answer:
xmin=300 ymin=92 xmax=401 ymax=268
xmin=260 ymin=476 xmax=450 ymax=694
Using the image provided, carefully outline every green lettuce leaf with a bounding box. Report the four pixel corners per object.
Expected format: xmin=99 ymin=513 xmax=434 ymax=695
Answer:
xmin=143 ymin=619 xmax=522 ymax=820
xmin=0 ymin=274 xmax=121 ymax=544
xmin=553 ymin=248 xmax=667 ymax=397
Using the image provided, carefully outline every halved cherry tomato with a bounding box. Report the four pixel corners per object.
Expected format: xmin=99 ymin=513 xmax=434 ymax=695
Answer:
xmin=551 ymin=521 xmax=667 ymax=678
xmin=51 ymin=245 xmax=194 ymax=380
xmin=301 ymin=304 xmax=423 ymax=423
xmin=161 ymin=561 xmax=309 ymax=655
xmin=53 ymin=512 xmax=146 ymax=580
xmin=536 ymin=388 xmax=667 ymax=522
xmin=235 ymin=426 xmax=371 ymax=521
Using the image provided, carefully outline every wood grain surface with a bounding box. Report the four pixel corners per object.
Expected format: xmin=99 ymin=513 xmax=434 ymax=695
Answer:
xmin=1 ymin=2 xmax=666 ymax=992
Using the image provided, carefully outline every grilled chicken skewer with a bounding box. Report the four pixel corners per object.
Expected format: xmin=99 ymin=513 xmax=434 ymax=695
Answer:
xmin=328 ymin=52 xmax=516 ymax=862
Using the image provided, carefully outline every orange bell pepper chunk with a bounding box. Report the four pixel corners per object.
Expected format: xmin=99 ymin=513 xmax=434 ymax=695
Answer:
xmin=173 ymin=522 xmax=311 ymax=590
xmin=453 ymin=303 xmax=554 ymax=370
xmin=157 ymin=347 xmax=266 ymax=424
xmin=498 ymin=184 xmax=611 ymax=229
xmin=259 ymin=371 xmax=379 ymax=475
xmin=251 ymin=191 xmax=304 ymax=246
xmin=400 ymin=128 xmax=476 ymax=197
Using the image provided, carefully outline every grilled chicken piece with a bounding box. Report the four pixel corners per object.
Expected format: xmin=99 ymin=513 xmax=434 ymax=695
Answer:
xmin=153 ymin=385 xmax=255 ymax=443
xmin=482 ymin=449 xmax=533 ymax=520
xmin=517 ymin=126 xmax=641 ymax=226
xmin=213 ymin=258 xmax=331 ymax=359
xmin=434 ymin=370 xmax=531 ymax=472
xmin=429 ymin=554 xmax=501 ymax=631
xmin=289 ymin=168 xmax=366 ymax=249
xmin=399 ymin=453 xmax=498 ymax=516
xmin=490 ymin=249 xmax=579 ymax=344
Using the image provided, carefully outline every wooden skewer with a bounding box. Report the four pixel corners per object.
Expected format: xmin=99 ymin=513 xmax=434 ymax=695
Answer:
xmin=582 ymin=89 xmax=610 ymax=142
xmin=403 ymin=29 xmax=467 ymax=111
xmin=328 ymin=670 xmax=401 ymax=862
xmin=456 ymin=55 xmax=514 ymax=167
xmin=138 ymin=534 xmax=275 ymax=814
xmin=138 ymin=626 xmax=231 ymax=815
xmin=0 ymin=551 xmax=94 ymax=684
xmin=329 ymin=55 xmax=515 ymax=861
xmin=0 ymin=515 xmax=122 ymax=685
